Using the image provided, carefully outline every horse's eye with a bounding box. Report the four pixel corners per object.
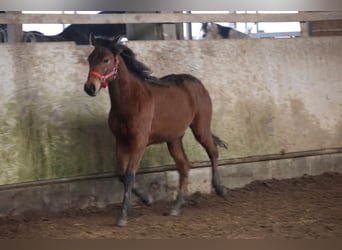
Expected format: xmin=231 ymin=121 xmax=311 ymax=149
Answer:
xmin=104 ymin=58 xmax=110 ymax=63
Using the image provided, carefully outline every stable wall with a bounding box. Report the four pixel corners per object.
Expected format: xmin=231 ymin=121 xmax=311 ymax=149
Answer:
xmin=0 ymin=37 xmax=341 ymax=186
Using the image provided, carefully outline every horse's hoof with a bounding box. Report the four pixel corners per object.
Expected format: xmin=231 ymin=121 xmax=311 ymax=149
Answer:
xmin=143 ymin=194 xmax=154 ymax=206
xmin=117 ymin=218 xmax=128 ymax=227
xmin=215 ymin=185 xmax=227 ymax=197
xmin=170 ymin=208 xmax=180 ymax=216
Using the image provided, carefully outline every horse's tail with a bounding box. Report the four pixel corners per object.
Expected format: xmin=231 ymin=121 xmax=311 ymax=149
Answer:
xmin=212 ymin=134 xmax=228 ymax=149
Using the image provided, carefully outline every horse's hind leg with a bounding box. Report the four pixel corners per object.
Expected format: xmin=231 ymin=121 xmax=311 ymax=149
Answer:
xmin=201 ymin=137 xmax=226 ymax=197
xmin=167 ymin=136 xmax=190 ymax=216
xmin=191 ymin=126 xmax=226 ymax=197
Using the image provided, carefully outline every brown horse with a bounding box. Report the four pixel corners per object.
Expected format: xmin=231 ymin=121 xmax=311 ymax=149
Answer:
xmin=84 ymin=36 xmax=228 ymax=227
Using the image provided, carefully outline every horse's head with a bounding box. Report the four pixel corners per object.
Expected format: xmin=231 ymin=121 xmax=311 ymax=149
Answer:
xmin=200 ymin=22 xmax=223 ymax=39
xmin=84 ymin=35 xmax=121 ymax=96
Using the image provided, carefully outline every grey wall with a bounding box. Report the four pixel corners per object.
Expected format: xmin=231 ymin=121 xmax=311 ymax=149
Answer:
xmin=0 ymin=37 xmax=341 ymax=185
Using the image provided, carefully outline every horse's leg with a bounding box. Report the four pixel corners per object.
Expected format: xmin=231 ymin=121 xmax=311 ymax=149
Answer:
xmin=116 ymin=144 xmax=153 ymax=206
xmin=117 ymin=162 xmax=135 ymax=227
xmin=205 ymin=139 xmax=226 ymax=197
xmin=116 ymin=144 xmax=146 ymax=227
xmin=191 ymin=126 xmax=226 ymax=197
xmin=118 ymin=175 xmax=153 ymax=206
xmin=132 ymin=180 xmax=154 ymax=206
xmin=167 ymin=136 xmax=190 ymax=216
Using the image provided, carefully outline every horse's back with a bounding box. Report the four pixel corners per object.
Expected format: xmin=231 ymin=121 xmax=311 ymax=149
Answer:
xmin=159 ymin=73 xmax=200 ymax=84
xmin=160 ymin=73 xmax=210 ymax=94
xmin=161 ymin=72 xmax=211 ymax=101
xmin=158 ymin=73 xmax=211 ymax=108
xmin=161 ymin=74 xmax=213 ymax=130
xmin=147 ymin=74 xmax=212 ymax=144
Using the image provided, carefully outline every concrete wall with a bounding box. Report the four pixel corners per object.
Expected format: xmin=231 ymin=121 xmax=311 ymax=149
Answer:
xmin=0 ymin=37 xmax=341 ymax=186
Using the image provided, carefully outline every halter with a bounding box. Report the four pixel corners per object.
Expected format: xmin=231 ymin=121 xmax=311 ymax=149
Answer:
xmin=88 ymin=59 xmax=119 ymax=88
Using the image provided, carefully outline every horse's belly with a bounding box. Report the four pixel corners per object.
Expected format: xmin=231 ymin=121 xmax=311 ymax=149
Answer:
xmin=148 ymin=97 xmax=195 ymax=144
xmin=148 ymin=124 xmax=189 ymax=144
xmin=148 ymin=78 xmax=211 ymax=144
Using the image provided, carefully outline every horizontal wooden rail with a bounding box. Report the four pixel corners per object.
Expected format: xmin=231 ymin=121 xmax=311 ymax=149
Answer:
xmin=1 ymin=12 xmax=342 ymax=24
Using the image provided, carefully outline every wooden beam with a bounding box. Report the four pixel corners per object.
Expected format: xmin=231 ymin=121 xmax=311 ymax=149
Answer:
xmin=310 ymin=20 xmax=342 ymax=36
xmin=0 ymin=12 xmax=342 ymax=24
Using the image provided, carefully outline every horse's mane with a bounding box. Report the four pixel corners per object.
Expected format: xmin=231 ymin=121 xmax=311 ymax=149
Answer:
xmin=93 ymin=36 xmax=160 ymax=85
xmin=116 ymin=44 xmax=161 ymax=84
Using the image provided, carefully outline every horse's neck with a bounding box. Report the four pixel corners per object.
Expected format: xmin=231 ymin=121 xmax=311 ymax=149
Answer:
xmin=108 ymin=57 xmax=145 ymax=110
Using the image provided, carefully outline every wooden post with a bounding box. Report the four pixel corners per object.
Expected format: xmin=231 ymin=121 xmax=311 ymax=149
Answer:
xmin=299 ymin=12 xmax=311 ymax=37
xmin=162 ymin=24 xmax=177 ymax=40
xmin=175 ymin=23 xmax=184 ymax=40
xmin=300 ymin=21 xmax=312 ymax=37
xmin=7 ymin=24 xmax=23 ymax=42
xmin=160 ymin=11 xmax=182 ymax=40
xmin=6 ymin=12 xmax=23 ymax=42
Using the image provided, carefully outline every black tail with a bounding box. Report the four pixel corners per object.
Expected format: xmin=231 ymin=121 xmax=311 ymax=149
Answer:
xmin=212 ymin=134 xmax=228 ymax=149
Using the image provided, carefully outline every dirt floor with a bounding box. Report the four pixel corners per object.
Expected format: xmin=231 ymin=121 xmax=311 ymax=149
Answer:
xmin=0 ymin=172 xmax=341 ymax=239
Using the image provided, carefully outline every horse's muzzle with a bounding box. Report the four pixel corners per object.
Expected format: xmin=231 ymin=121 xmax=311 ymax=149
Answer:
xmin=84 ymin=83 xmax=97 ymax=97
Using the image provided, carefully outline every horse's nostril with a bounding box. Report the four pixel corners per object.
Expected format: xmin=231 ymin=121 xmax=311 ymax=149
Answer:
xmin=84 ymin=83 xmax=96 ymax=96
xmin=89 ymin=84 xmax=96 ymax=94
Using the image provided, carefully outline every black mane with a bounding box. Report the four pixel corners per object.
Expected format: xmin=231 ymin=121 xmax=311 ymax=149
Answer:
xmin=93 ymin=36 xmax=160 ymax=85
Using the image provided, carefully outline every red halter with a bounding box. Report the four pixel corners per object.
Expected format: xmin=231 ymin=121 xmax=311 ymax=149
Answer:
xmin=88 ymin=59 xmax=119 ymax=88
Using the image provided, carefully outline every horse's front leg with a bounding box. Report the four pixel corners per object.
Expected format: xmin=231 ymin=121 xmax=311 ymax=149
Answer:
xmin=116 ymin=145 xmax=146 ymax=227
xmin=132 ymin=181 xmax=154 ymax=206
xmin=117 ymin=166 xmax=135 ymax=227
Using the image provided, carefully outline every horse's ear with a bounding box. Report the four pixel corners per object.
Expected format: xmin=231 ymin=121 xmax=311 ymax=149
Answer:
xmin=114 ymin=54 xmax=120 ymax=65
xmin=111 ymin=35 xmax=122 ymax=46
xmin=89 ymin=33 xmax=96 ymax=46
xmin=201 ymin=22 xmax=208 ymax=31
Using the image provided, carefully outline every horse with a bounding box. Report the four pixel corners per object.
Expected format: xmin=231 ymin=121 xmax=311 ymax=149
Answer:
xmin=23 ymin=23 xmax=126 ymax=44
xmin=23 ymin=11 xmax=127 ymax=44
xmin=0 ymin=27 xmax=6 ymax=42
xmin=0 ymin=12 xmax=8 ymax=42
xmin=84 ymin=35 xmax=228 ymax=227
xmin=201 ymin=22 xmax=250 ymax=39
xmin=23 ymin=30 xmax=67 ymax=42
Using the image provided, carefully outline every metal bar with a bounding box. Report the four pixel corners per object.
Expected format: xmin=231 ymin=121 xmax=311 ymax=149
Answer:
xmin=0 ymin=147 xmax=341 ymax=191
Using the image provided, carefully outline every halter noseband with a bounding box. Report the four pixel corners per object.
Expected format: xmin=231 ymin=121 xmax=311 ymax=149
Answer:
xmin=88 ymin=58 xmax=119 ymax=88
